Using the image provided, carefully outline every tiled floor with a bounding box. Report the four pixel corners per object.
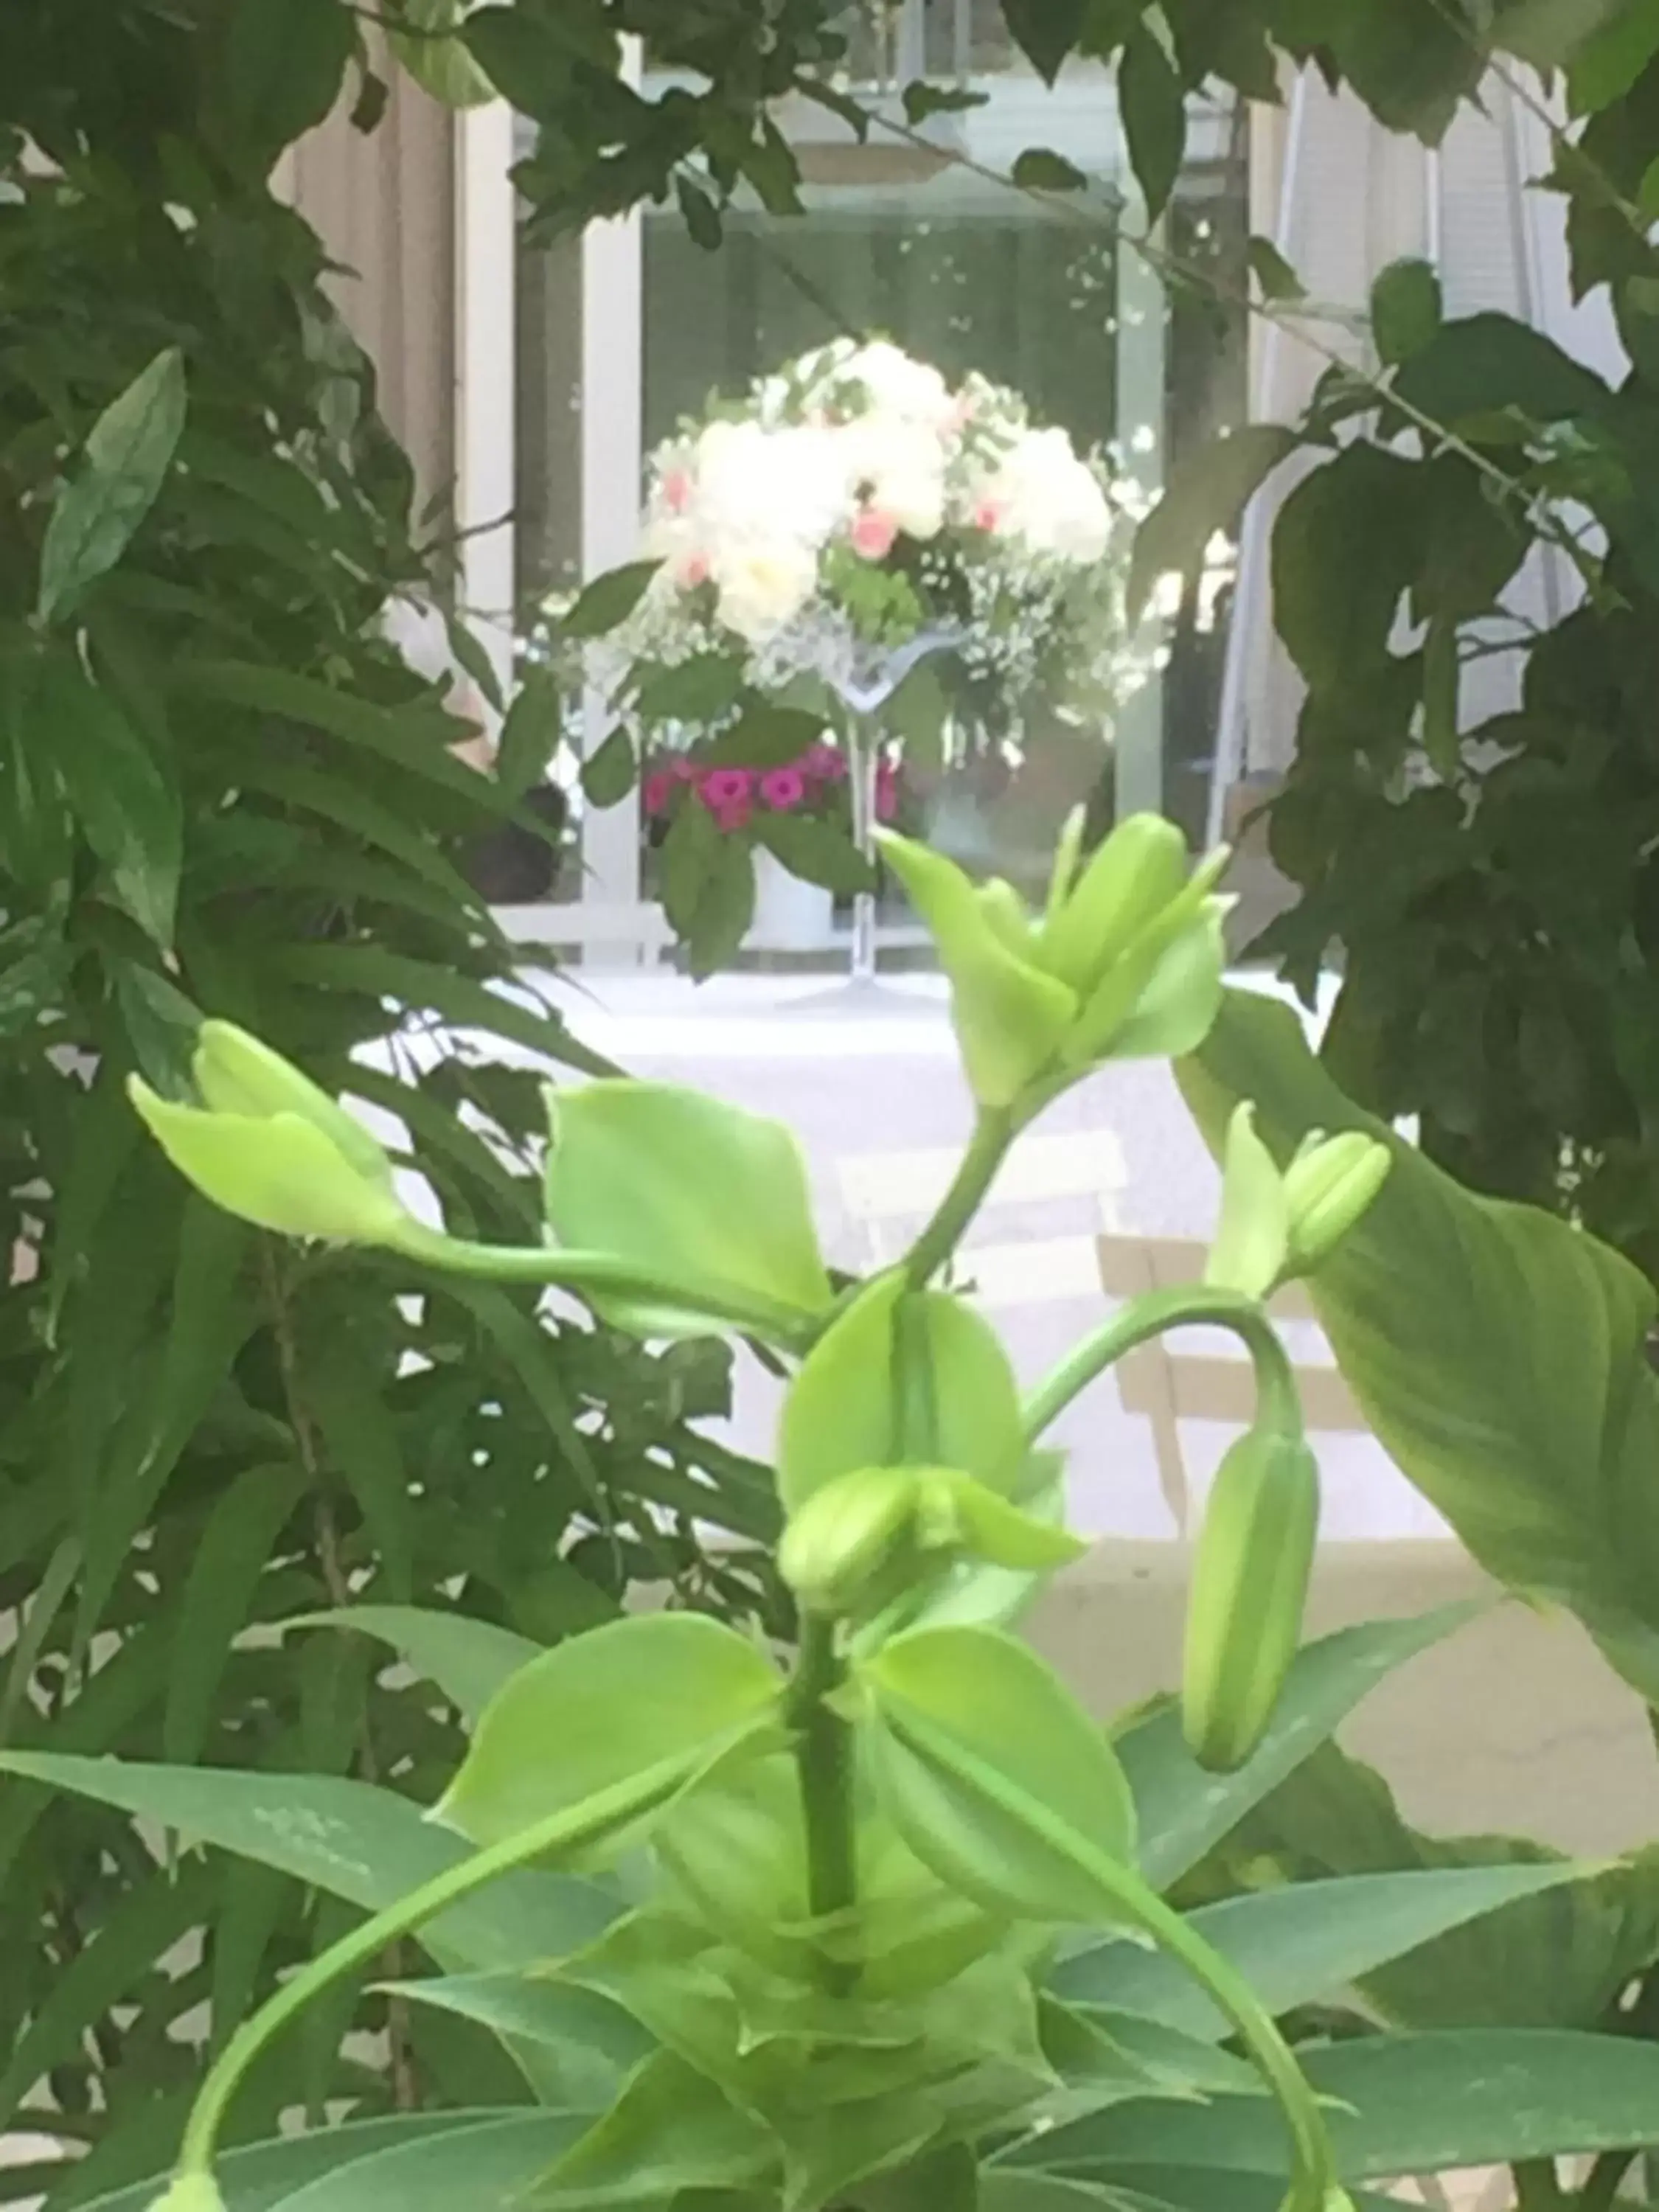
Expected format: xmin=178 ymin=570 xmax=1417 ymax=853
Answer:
xmin=462 ymin=965 xmax=1450 ymax=1546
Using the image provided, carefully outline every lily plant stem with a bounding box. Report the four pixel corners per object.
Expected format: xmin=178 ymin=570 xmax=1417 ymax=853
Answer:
xmin=1023 ymin=1283 xmax=1301 ymax=1442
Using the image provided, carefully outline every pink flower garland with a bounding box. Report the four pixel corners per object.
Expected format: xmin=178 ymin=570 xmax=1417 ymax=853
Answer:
xmin=643 ymin=747 xmax=898 ymax=838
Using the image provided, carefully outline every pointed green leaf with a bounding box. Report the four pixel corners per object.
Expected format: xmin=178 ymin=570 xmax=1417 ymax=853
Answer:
xmin=1054 ymin=1863 xmax=1593 ymax=2036
xmin=559 ymin=560 xmax=660 ymax=639
xmin=46 ymin=655 xmax=182 ymax=945
xmin=1005 ymin=2028 xmax=1659 ymax=2184
xmin=39 ymin=348 xmax=187 ymax=620
xmin=863 ymin=1624 xmax=1137 ymax=1921
xmin=544 ymin=1079 xmax=831 ymax=1339
xmin=164 ymin=1461 xmax=307 ymax=1761
xmin=1183 ymin=989 xmax=1659 ymax=1705
xmin=1116 ymin=1604 xmax=1478 ymax=1889
xmin=77 ymin=2115 xmax=515 ymax=2212
xmin=437 ymin=1612 xmax=782 ymax=1849
xmin=778 ymin=1273 xmax=1025 ymax=1511
xmin=282 ymin=1605 xmax=543 ymax=1729
xmin=529 ymin=2050 xmax=774 ymax=2206
xmin=0 ymin=1752 xmax=616 ymax=1970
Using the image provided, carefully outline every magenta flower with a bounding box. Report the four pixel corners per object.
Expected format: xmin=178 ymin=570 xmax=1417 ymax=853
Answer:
xmin=759 ymin=767 xmax=808 ymax=812
xmin=642 ymin=772 xmax=675 ymax=817
xmin=714 ymin=799 xmax=751 ymax=834
xmin=802 ymin=742 xmax=846 ymax=782
xmin=700 ymin=768 xmax=754 ymax=810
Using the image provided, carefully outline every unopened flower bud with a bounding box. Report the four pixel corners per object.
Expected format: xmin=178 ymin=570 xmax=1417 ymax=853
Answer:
xmin=1205 ymin=1102 xmax=1290 ymax=1300
xmin=875 ymin=832 xmax=1076 ymax=1107
xmin=1283 ymin=1131 xmax=1391 ymax=1277
xmin=779 ymin=1467 xmax=920 ymax=1615
xmin=1039 ymin=812 xmax=1188 ymax=992
xmin=128 ymin=1022 xmax=411 ymax=1247
xmin=1183 ymin=1427 xmax=1319 ymax=1772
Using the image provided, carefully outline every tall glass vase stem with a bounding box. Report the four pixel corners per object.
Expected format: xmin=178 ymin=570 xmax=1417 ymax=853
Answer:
xmin=847 ymin=711 xmax=880 ymax=986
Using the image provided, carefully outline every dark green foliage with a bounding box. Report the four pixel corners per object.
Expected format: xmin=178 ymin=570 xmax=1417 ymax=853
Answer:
xmin=0 ymin=5 xmax=776 ymax=2188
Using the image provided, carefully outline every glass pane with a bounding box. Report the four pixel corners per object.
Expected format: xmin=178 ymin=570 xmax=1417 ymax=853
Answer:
xmin=512 ymin=23 xmax=1249 ymax=946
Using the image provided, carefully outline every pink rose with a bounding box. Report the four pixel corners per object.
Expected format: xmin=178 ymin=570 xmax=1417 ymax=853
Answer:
xmin=672 ymin=549 xmax=711 ymax=588
xmin=759 ymin=767 xmax=808 ymax=811
xmin=850 ymin=508 xmax=899 ymax=560
xmin=662 ymin=467 xmax=694 ymax=513
xmin=973 ymin=497 xmax=1005 ymax=532
xmin=642 ymin=772 xmax=675 ymax=817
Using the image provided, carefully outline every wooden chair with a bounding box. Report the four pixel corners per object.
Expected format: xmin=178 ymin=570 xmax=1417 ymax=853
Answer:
xmin=837 ymin=1128 xmax=1129 ymax=1307
xmin=1096 ymin=1232 xmax=1365 ymax=1531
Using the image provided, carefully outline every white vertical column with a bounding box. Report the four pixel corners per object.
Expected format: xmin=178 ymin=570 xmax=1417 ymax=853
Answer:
xmin=455 ymin=100 xmax=518 ymax=720
xmin=577 ymin=40 xmax=647 ymax=964
xmin=1114 ymin=180 xmax=1167 ymax=818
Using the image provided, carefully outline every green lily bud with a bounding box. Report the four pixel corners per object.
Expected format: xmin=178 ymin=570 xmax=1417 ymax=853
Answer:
xmin=875 ymin=832 xmax=1077 ymax=1108
xmin=780 ymin=1466 xmax=922 ymax=1615
xmin=191 ymin=1021 xmax=394 ymax=1192
xmin=1063 ymin=849 xmax=1231 ymax=1065
xmin=975 ymin=877 xmax=1037 ymax=960
xmin=1205 ymin=1102 xmax=1290 ymax=1299
xmin=1283 ymin=1130 xmax=1391 ymax=1278
xmin=146 ymin=2177 xmax=226 ymax=2212
xmin=129 ymin=1027 xmax=412 ymax=1248
xmin=1182 ymin=1427 xmax=1319 ymax=1772
xmin=1038 ymin=812 xmax=1189 ymax=992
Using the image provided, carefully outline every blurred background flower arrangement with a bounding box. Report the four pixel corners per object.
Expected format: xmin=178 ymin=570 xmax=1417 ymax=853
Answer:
xmin=565 ymin=335 xmax=1161 ymax=748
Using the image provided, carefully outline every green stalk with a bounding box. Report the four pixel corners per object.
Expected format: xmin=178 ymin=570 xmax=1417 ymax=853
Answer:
xmin=1021 ymin=1284 xmax=1301 ymax=1442
xmin=387 ymin=1222 xmax=814 ymax=1348
xmin=896 ymin=1707 xmax=1337 ymax=2212
xmin=173 ymin=1741 xmax=740 ymax=2183
xmin=788 ymin=1613 xmax=859 ymax=1997
xmin=902 ymin=1107 xmax=1015 ymax=1289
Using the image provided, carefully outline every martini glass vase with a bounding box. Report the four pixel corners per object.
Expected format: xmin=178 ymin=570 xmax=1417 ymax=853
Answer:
xmin=825 ymin=626 xmax=960 ymax=992
xmin=844 ymin=710 xmax=883 ymax=988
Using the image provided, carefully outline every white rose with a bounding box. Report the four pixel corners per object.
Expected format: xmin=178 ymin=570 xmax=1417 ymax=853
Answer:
xmin=973 ymin=428 xmax=1113 ymax=563
xmin=875 ymin=467 xmax=946 ymax=540
xmin=712 ymin=537 xmax=818 ymax=643
xmin=695 ymin=420 xmax=845 ymax=551
xmin=848 ymin=341 xmax=954 ymax=427
xmin=838 ymin=412 xmax=947 ymax=538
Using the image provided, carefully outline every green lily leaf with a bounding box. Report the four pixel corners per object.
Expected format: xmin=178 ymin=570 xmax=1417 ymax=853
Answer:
xmin=1001 ymin=2027 xmax=1659 ymax=2185
xmin=282 ymin=1605 xmax=543 ymax=1728
xmin=778 ymin=1273 xmax=1025 ymax=1512
xmin=0 ymin=1752 xmax=616 ymax=1972
xmin=1053 ymin=1860 xmax=1598 ymax=2037
xmin=543 ymin=1080 xmax=832 ymax=1340
xmin=1194 ymin=1736 xmax=1659 ymax=2032
xmin=437 ymin=1613 xmax=784 ymax=1851
xmin=863 ymin=1624 xmax=1138 ymax=1922
xmin=1183 ymin=987 xmax=1659 ymax=1704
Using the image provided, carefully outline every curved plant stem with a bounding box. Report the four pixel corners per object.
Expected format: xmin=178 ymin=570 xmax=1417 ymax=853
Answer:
xmin=1022 ymin=1284 xmax=1299 ymax=1441
xmin=788 ymin=1613 xmax=859 ymax=1996
xmin=173 ymin=1735 xmax=759 ymax=2183
xmin=389 ymin=1222 xmax=815 ymax=1349
xmin=904 ymin=1107 xmax=1015 ymax=1289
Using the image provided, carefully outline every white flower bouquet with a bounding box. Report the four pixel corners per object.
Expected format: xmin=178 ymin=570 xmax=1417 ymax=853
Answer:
xmin=573 ymin=337 xmax=1157 ymax=743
